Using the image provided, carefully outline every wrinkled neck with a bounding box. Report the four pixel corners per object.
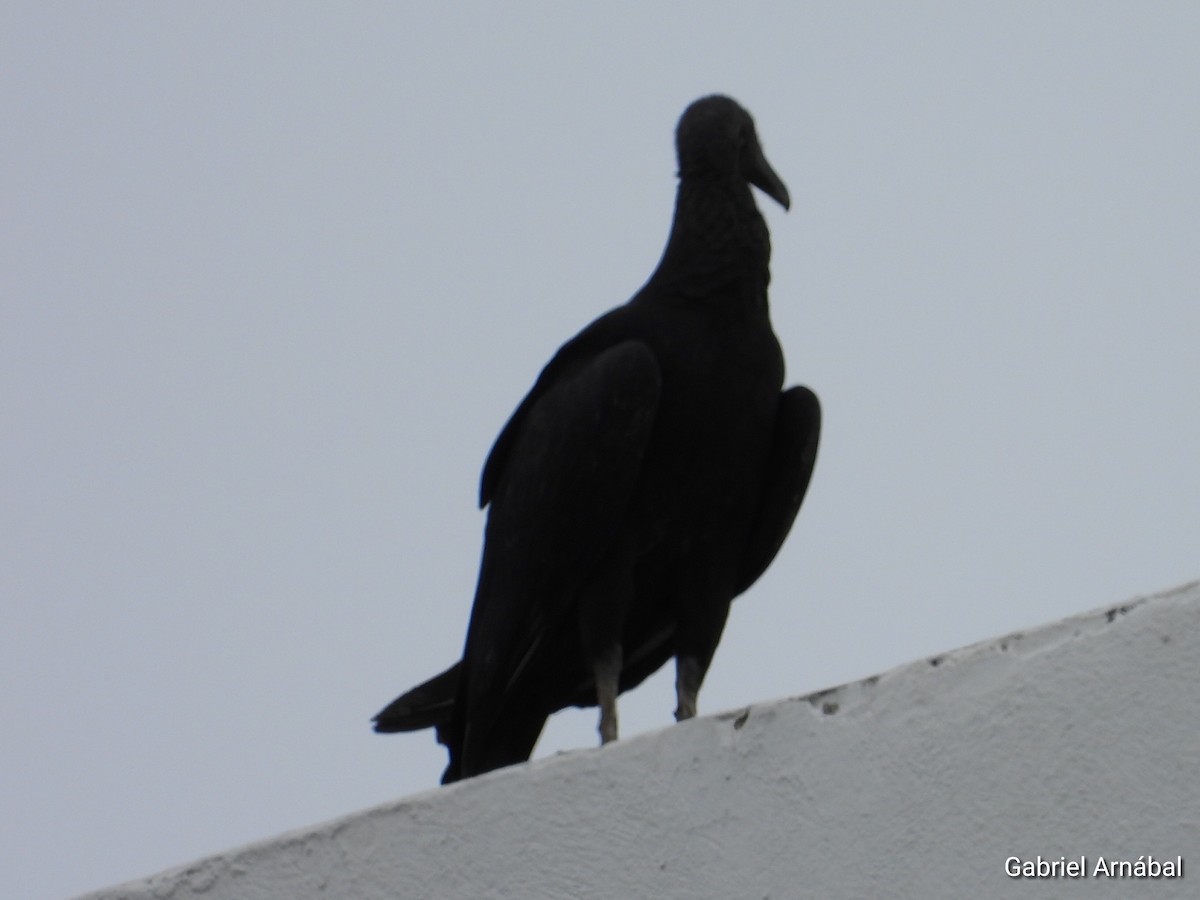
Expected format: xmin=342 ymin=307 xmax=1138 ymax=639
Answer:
xmin=647 ymin=177 xmax=773 ymax=309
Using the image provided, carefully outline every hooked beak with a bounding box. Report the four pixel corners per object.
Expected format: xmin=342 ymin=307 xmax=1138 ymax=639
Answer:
xmin=747 ymin=142 xmax=790 ymax=211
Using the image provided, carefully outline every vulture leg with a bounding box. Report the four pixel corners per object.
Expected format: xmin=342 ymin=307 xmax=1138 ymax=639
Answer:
xmin=674 ymin=655 xmax=703 ymax=722
xmin=594 ymin=646 xmax=622 ymax=744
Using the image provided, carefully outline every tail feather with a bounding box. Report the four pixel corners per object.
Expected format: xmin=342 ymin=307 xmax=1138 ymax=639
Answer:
xmin=372 ymin=662 xmax=460 ymax=740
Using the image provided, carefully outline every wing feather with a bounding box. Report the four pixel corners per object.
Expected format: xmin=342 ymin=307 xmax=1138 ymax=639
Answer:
xmin=453 ymin=339 xmax=661 ymax=773
xmin=735 ymin=385 xmax=821 ymax=596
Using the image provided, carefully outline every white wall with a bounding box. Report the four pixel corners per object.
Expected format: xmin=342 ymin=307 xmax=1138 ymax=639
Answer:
xmin=82 ymin=580 xmax=1200 ymax=900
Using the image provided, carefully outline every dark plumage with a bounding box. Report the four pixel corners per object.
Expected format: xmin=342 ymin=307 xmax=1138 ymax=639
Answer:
xmin=374 ymin=95 xmax=821 ymax=783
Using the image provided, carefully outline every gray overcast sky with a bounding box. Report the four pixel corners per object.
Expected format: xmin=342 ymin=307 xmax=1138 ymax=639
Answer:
xmin=4 ymin=4 xmax=1198 ymax=897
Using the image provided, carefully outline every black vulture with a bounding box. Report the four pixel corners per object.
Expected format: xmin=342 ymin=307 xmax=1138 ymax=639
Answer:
xmin=374 ymin=95 xmax=821 ymax=783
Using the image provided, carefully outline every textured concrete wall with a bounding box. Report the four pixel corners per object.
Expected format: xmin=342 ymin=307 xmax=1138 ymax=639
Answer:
xmin=82 ymin=580 xmax=1200 ymax=900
